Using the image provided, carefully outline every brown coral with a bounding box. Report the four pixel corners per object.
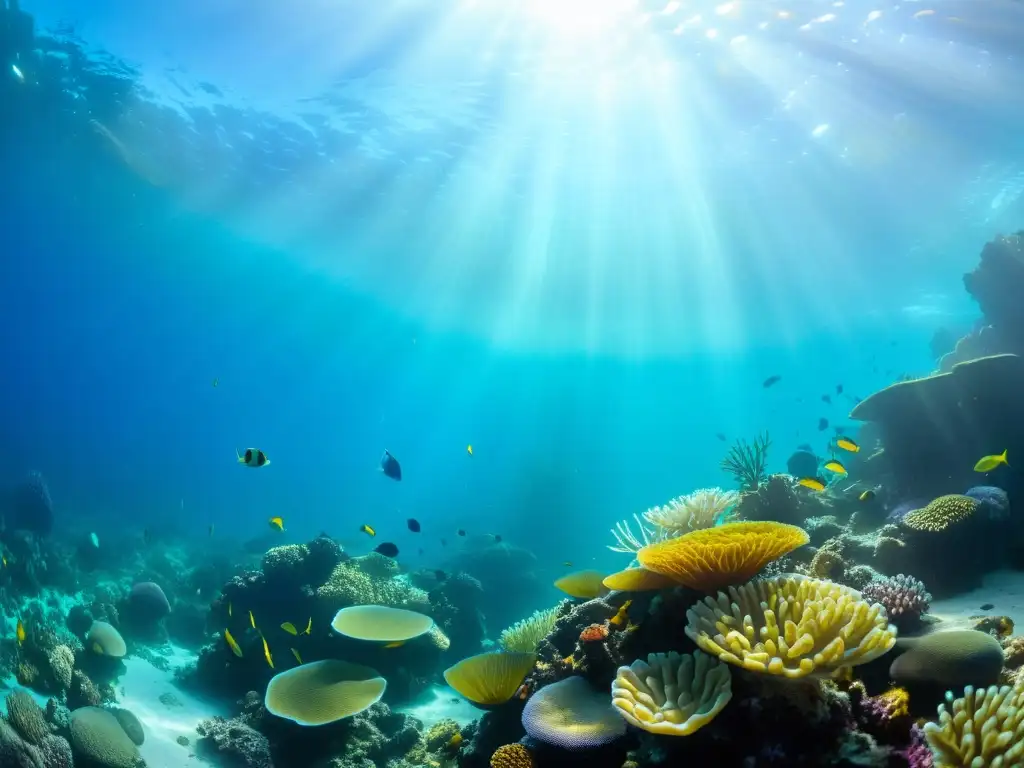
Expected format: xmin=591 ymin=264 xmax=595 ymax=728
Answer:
xmin=637 ymin=521 xmax=809 ymax=593
xmin=491 ymin=743 xmax=534 ymax=768
xmin=903 ymin=494 xmax=979 ymax=532
xmin=808 ymin=544 xmax=845 ymax=580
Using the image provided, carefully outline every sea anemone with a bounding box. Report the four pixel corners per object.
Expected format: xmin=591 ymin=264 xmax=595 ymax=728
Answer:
xmin=499 ymin=607 xmax=561 ymax=653
xmin=642 ymin=488 xmax=740 ymax=537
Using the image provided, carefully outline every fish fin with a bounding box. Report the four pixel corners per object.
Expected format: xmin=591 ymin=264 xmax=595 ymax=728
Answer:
xmin=1002 ymin=449 xmax=1010 ymax=466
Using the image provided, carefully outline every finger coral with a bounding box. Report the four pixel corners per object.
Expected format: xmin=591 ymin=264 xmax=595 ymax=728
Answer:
xmin=611 ymin=650 xmax=732 ymax=735
xmin=685 ymin=574 xmax=897 ymax=679
xmin=924 ymin=683 xmax=1024 ymax=767
xmin=642 ymin=488 xmax=740 ymax=537
xmin=491 ymin=743 xmax=534 ymax=768
xmin=902 ymin=495 xmax=979 ymax=532
xmin=522 ymin=676 xmax=626 ymax=748
xmin=638 ymin=521 xmax=810 ymax=593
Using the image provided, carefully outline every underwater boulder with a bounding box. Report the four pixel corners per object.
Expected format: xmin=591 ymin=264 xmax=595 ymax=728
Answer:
xmin=127 ymin=581 xmax=171 ymax=623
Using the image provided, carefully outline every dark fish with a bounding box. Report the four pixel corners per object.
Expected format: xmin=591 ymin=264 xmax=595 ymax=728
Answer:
xmin=494 ymin=534 xmax=502 ymax=543
xmin=980 ymin=602 xmax=994 ymax=610
xmin=375 ymin=542 xmax=399 ymax=558
xmin=380 ymin=450 xmax=402 ymax=481
xmin=407 ymin=518 xmax=421 ymax=533
xmin=818 ymin=417 xmax=829 ymax=431
xmin=762 ymin=375 xmax=781 ymax=388
xmin=715 ymin=432 xmax=727 ymax=441
xmin=457 ymin=529 xmax=466 ymax=537
xmin=836 ymin=384 xmax=843 ymax=395
xmin=821 ymin=394 xmax=832 ymax=405
xmin=435 ymin=570 xmax=448 ymax=582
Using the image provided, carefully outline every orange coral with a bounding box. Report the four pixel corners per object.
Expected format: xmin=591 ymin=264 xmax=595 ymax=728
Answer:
xmin=491 ymin=743 xmax=534 ymax=768
xmin=637 ymin=521 xmax=809 ymax=592
xmin=579 ymin=623 xmax=609 ymax=643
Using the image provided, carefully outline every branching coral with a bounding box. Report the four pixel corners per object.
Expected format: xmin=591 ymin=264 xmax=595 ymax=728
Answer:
xmin=316 ymin=555 xmax=430 ymax=613
xmin=611 ymin=650 xmax=732 ymax=735
xmin=860 ymin=574 xmax=931 ymax=629
xmin=720 ymin=432 xmax=771 ymax=490
xmin=499 ymin=607 xmax=561 ymax=653
xmin=685 ymin=574 xmax=897 ymax=679
xmin=924 ymin=683 xmax=1024 ymax=767
xmin=902 ymin=495 xmax=979 ymax=532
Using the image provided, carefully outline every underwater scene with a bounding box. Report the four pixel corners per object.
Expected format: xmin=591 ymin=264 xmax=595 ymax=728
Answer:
xmin=3 ymin=0 xmax=1024 ymax=766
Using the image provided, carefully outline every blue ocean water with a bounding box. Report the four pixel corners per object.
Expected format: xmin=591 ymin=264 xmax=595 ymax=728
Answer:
xmin=1 ymin=0 xmax=1022 ymax=603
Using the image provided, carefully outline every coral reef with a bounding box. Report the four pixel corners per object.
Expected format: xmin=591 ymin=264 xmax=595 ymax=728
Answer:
xmin=860 ymin=574 xmax=931 ymax=631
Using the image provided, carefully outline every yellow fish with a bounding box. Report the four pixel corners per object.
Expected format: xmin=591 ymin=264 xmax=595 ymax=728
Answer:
xmin=261 ymin=634 xmax=274 ymax=669
xmin=823 ymin=460 xmax=847 ymax=475
xmin=224 ymin=629 xmax=243 ymax=658
xmin=2 ymin=555 xmax=6 ymax=568
xmin=447 ymin=732 xmax=463 ymax=751
xmin=281 ymin=622 xmax=298 ymax=636
xmin=836 ymin=437 xmax=860 ymax=453
xmin=359 ymin=524 xmax=376 ymax=537
xmin=291 ymin=647 xmax=302 ymax=664
xmin=797 ymin=477 xmax=826 ymax=492
xmin=609 ymin=599 xmax=633 ymax=628
xmin=467 ymin=445 xmax=473 ymax=456
xmin=92 ymin=642 xmax=105 ymax=655
xmin=383 ymin=641 xmax=406 ymax=649
xmin=859 ymin=490 xmax=876 ymax=502
xmin=974 ymin=450 xmax=1009 ymax=473
xmin=228 ymin=602 xmax=233 ymax=618
xmin=249 ymin=610 xmax=256 ymax=629
xmin=304 ymin=617 xmax=312 ymax=635
xmin=16 ymin=619 xmax=25 ymax=646
xmin=268 ymin=516 xmax=284 ymax=532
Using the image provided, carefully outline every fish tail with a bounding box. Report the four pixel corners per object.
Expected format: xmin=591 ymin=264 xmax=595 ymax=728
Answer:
xmin=1003 ymin=449 xmax=1010 ymax=466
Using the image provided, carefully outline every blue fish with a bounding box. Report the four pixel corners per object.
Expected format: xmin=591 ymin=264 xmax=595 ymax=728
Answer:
xmin=380 ymin=450 xmax=402 ymax=481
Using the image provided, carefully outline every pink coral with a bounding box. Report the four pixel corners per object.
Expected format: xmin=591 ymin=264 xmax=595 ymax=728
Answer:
xmin=899 ymin=725 xmax=934 ymax=768
xmin=861 ymin=574 xmax=931 ymax=629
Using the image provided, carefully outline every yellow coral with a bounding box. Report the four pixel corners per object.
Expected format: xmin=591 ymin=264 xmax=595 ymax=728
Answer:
xmin=611 ymin=651 xmax=732 ymax=735
xmin=875 ymin=687 xmax=910 ymax=720
xmin=638 ymin=521 xmax=810 ymax=593
xmin=490 ymin=743 xmax=533 ymax=768
xmin=924 ymin=683 xmax=1024 ymax=767
xmin=684 ymin=574 xmax=897 ymax=679
xmin=903 ymin=495 xmax=978 ymax=532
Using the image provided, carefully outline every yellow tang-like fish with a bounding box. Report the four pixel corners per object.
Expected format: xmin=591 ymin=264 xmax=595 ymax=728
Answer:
xmin=797 ymin=477 xmax=826 ymax=492
xmin=974 ymin=450 xmax=1008 ymax=473
xmin=281 ymin=622 xmax=298 ymax=636
xmin=224 ymin=629 xmax=243 ymax=658
xmin=261 ymin=634 xmax=274 ymax=669
xmin=859 ymin=490 xmax=876 ymax=502
xmin=359 ymin=524 xmax=376 ymax=537
xmin=467 ymin=445 xmax=473 ymax=456
xmin=835 ymin=437 xmax=860 ymax=453
xmin=823 ymin=460 xmax=847 ymax=475
xmin=291 ymin=648 xmax=302 ymax=664
xmin=16 ymin=619 xmax=25 ymax=646
xmin=304 ymin=617 xmax=312 ymax=635
xmin=249 ymin=610 xmax=256 ymax=629
xmin=228 ymin=602 xmax=233 ymax=618
xmin=268 ymin=516 xmax=284 ymax=531
xmin=609 ymin=599 xmax=633 ymax=628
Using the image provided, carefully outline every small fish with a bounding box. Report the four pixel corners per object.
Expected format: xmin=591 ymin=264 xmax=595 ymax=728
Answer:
xmin=224 ymin=629 xmax=243 ymax=658
xmin=440 ymin=538 xmax=447 ymax=547
xmin=836 ymin=384 xmax=843 ymax=395
xmin=467 ymin=445 xmax=473 ymax=456
xmin=360 ymin=524 xmax=376 ymax=537
xmin=291 ymin=648 xmax=302 ymax=664
xmin=375 ymin=542 xmax=399 ymax=558
xmin=380 ymin=450 xmax=402 ymax=481
xmin=715 ymin=432 xmax=727 ymax=441
xmin=212 ymin=378 xmax=219 ymax=387
xmin=16 ymin=619 xmax=25 ymax=646
xmin=434 ymin=570 xmax=448 ymax=582
xmin=249 ymin=610 xmax=256 ymax=629
xmin=817 ymin=418 xmax=829 ymax=431
xmin=609 ymin=599 xmax=633 ymax=628
xmin=268 ymin=516 xmax=285 ymax=532
xmin=836 ymin=437 xmax=860 ymax=453
xmin=2 ymin=555 xmax=6 ymax=568
xmin=228 ymin=602 xmax=233 ymax=618
xmin=980 ymin=602 xmax=994 ymax=611
xmin=89 ymin=532 xmax=100 ymax=548
xmin=974 ymin=450 xmax=1009 ymax=473
xmin=563 ymin=561 xmax=573 ymax=567
xmin=823 ymin=460 xmax=847 ymax=475
xmin=762 ymin=375 xmax=781 ymax=388
xmin=261 ymin=634 xmax=274 ymax=668
xmin=304 ymin=618 xmax=312 ymax=635
xmin=209 ymin=523 xmax=215 ymax=537
xmin=407 ymin=518 xmax=421 ymax=533
xmin=457 ymin=529 xmax=466 ymax=537
xmin=237 ymin=448 xmax=271 ymax=468
xmin=446 ymin=733 xmax=463 ymax=751
xmin=797 ymin=477 xmax=826 ymax=492
xmin=384 ymin=641 xmax=406 ymax=649
xmin=494 ymin=534 xmax=502 ymax=543
xmin=859 ymin=490 xmax=875 ymax=502
xmin=281 ymin=622 xmax=298 ymax=636
xmin=821 ymin=394 xmax=832 ymax=405
xmin=11 ymin=64 xmax=24 ymax=84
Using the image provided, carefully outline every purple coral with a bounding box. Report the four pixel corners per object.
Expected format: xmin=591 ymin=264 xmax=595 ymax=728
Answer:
xmin=965 ymin=485 xmax=1010 ymax=521
xmin=861 ymin=574 xmax=931 ymax=628
xmin=899 ymin=725 xmax=934 ymax=768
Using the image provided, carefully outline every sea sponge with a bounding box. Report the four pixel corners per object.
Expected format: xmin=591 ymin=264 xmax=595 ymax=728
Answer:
xmin=264 ymin=660 xmax=386 ymax=726
xmin=554 ymin=570 xmax=607 ymax=599
xmin=860 ymin=575 xmax=931 ymax=629
xmin=902 ymin=495 xmax=978 ymax=532
xmin=491 ymin=743 xmax=534 ymax=768
xmin=128 ymin=582 xmax=171 ymax=622
xmin=111 ymin=709 xmax=144 ymax=746
xmin=68 ymin=707 xmax=141 ymax=768
xmin=638 ymin=521 xmax=810 ymax=593
xmin=924 ymin=683 xmax=1024 ymax=767
xmin=499 ymin=607 xmax=561 ymax=653
xmin=47 ymin=645 xmax=74 ymax=692
xmin=890 ymin=630 xmax=1004 ymax=689
xmin=602 ymin=567 xmax=677 ymax=592
xmin=6 ymin=690 xmax=50 ymax=745
xmin=86 ymin=621 xmax=126 ymax=658
xmin=611 ymin=650 xmax=732 ymax=735
xmin=642 ymin=488 xmax=740 ymax=537
xmin=521 ymin=676 xmax=626 ymax=748
xmin=330 ymin=606 xmax=434 ymax=643
xmin=444 ymin=651 xmax=537 ymax=708
xmin=685 ymin=574 xmax=897 ymax=679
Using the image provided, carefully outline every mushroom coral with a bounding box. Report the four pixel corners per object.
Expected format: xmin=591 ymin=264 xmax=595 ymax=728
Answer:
xmin=443 ymin=651 xmax=536 ymax=708
xmin=638 ymin=521 xmax=809 ymax=593
xmin=611 ymin=650 xmax=732 ymax=736
xmin=685 ymin=574 xmax=897 ymax=679
xmin=924 ymin=682 xmax=1024 ymax=767
xmin=522 ymin=676 xmax=626 ymax=748
xmin=330 ymin=605 xmax=434 ymax=643
xmin=86 ymin=621 xmax=126 ymax=658
xmin=264 ymin=660 xmax=386 ymax=726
